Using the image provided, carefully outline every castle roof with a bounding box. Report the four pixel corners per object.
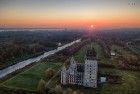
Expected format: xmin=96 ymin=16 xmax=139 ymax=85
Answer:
xmin=86 ymin=48 xmax=96 ymax=57
xmin=76 ymin=63 xmax=84 ymax=72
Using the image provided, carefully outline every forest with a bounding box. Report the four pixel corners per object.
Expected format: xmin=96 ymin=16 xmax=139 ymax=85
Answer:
xmin=0 ymin=30 xmax=84 ymax=69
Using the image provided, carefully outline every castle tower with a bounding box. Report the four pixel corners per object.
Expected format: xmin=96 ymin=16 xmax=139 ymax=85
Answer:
xmin=70 ymin=56 xmax=76 ymax=64
xmin=61 ymin=66 xmax=67 ymax=85
xmin=68 ymin=57 xmax=77 ymax=84
xmin=83 ymin=49 xmax=98 ymax=88
xmin=69 ymin=57 xmax=77 ymax=75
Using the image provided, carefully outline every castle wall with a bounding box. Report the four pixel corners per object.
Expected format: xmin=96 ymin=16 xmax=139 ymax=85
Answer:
xmin=61 ymin=57 xmax=98 ymax=88
xmin=83 ymin=60 xmax=97 ymax=88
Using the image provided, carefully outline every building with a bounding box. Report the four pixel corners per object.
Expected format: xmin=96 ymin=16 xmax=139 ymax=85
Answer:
xmin=111 ymin=51 xmax=116 ymax=56
xmin=61 ymin=49 xmax=98 ymax=88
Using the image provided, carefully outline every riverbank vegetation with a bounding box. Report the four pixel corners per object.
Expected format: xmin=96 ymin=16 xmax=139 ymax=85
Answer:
xmin=0 ymin=31 xmax=83 ymax=69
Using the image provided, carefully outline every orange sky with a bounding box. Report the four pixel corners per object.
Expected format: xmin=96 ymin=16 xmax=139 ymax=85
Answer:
xmin=0 ymin=0 xmax=140 ymax=28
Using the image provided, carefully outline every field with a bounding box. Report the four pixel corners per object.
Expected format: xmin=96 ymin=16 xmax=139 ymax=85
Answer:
xmin=1 ymin=41 xmax=140 ymax=94
xmin=111 ymin=45 xmax=139 ymax=70
xmin=128 ymin=45 xmax=140 ymax=55
xmin=74 ymin=42 xmax=109 ymax=64
xmin=74 ymin=43 xmax=91 ymax=63
xmin=1 ymin=62 xmax=62 ymax=91
xmin=70 ymin=71 xmax=139 ymax=94
xmin=73 ymin=42 xmax=140 ymax=94
xmin=99 ymin=69 xmax=140 ymax=94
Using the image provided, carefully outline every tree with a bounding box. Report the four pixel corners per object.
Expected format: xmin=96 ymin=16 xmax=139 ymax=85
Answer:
xmin=72 ymin=91 xmax=78 ymax=94
xmin=76 ymin=90 xmax=81 ymax=94
xmin=48 ymin=88 xmax=55 ymax=94
xmin=37 ymin=79 xmax=46 ymax=94
xmin=66 ymin=88 xmax=73 ymax=94
xmin=45 ymin=68 xmax=55 ymax=79
xmin=72 ymin=90 xmax=83 ymax=94
xmin=54 ymin=85 xmax=63 ymax=94
xmin=63 ymin=90 xmax=68 ymax=94
xmin=45 ymin=83 xmax=51 ymax=94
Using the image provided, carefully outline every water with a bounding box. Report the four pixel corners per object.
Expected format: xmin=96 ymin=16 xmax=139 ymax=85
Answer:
xmin=0 ymin=39 xmax=81 ymax=78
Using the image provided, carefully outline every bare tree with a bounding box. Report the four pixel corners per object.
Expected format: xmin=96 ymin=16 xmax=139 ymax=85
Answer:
xmin=37 ymin=79 xmax=46 ymax=94
xmin=45 ymin=68 xmax=55 ymax=79
xmin=54 ymin=85 xmax=63 ymax=94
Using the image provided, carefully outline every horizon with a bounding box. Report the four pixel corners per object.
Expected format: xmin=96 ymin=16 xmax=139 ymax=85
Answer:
xmin=0 ymin=27 xmax=140 ymax=32
xmin=0 ymin=0 xmax=140 ymax=28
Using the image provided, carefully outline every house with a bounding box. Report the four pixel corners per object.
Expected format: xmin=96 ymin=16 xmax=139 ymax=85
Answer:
xmin=61 ymin=49 xmax=98 ymax=88
xmin=111 ymin=51 xmax=116 ymax=56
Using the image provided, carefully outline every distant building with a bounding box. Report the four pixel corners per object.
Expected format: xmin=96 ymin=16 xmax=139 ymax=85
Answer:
xmin=100 ymin=77 xmax=107 ymax=83
xmin=57 ymin=42 xmax=62 ymax=47
xmin=111 ymin=52 xmax=116 ymax=56
xmin=61 ymin=49 xmax=98 ymax=88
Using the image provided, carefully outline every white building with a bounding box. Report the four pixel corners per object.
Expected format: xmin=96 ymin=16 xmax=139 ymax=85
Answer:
xmin=61 ymin=49 xmax=98 ymax=88
xmin=111 ymin=52 xmax=116 ymax=56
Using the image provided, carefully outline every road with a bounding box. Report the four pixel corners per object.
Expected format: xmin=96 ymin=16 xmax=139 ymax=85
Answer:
xmin=0 ymin=39 xmax=81 ymax=78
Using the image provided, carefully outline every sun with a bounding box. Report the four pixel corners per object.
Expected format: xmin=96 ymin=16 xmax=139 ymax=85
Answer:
xmin=90 ymin=24 xmax=94 ymax=28
xmin=89 ymin=24 xmax=96 ymax=32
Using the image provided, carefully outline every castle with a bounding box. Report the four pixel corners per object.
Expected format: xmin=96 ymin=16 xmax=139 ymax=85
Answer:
xmin=61 ymin=49 xmax=98 ymax=88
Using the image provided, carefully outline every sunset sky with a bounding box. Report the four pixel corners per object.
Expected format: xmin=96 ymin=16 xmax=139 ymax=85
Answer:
xmin=0 ymin=0 xmax=140 ymax=28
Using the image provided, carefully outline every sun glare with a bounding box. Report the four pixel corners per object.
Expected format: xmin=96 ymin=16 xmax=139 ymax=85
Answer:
xmin=90 ymin=25 xmax=94 ymax=28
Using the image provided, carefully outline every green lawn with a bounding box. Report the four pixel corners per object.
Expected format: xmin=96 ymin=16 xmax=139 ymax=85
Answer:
xmin=2 ymin=42 xmax=140 ymax=94
xmin=74 ymin=44 xmax=91 ymax=63
xmin=92 ymin=42 xmax=109 ymax=64
xmin=62 ymin=69 xmax=140 ymax=94
xmin=72 ymin=42 xmax=140 ymax=94
xmin=111 ymin=45 xmax=139 ymax=68
xmin=2 ymin=62 xmax=62 ymax=91
xmin=74 ymin=42 xmax=109 ymax=64
xmin=63 ymin=85 xmax=100 ymax=94
xmin=99 ymin=68 xmax=121 ymax=76
xmin=99 ymin=70 xmax=140 ymax=94
xmin=126 ymin=44 xmax=140 ymax=55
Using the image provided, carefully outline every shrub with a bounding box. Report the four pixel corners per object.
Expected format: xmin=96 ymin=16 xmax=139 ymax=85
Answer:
xmin=37 ymin=79 xmax=46 ymax=94
xmin=45 ymin=83 xmax=51 ymax=94
xmin=72 ymin=90 xmax=83 ymax=94
xmin=66 ymin=88 xmax=73 ymax=94
xmin=48 ymin=88 xmax=55 ymax=94
xmin=45 ymin=68 xmax=55 ymax=79
xmin=72 ymin=91 xmax=78 ymax=94
xmin=54 ymin=85 xmax=63 ymax=94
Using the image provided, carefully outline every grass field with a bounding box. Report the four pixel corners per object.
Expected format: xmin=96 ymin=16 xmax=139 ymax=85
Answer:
xmin=74 ymin=42 xmax=109 ymax=64
xmin=74 ymin=43 xmax=91 ymax=63
xmin=99 ymin=68 xmax=121 ymax=76
xmin=2 ymin=62 xmax=62 ymax=91
xmin=1 ymin=42 xmax=140 ymax=94
xmin=92 ymin=42 xmax=110 ymax=64
xmin=127 ymin=44 xmax=140 ymax=55
xmin=72 ymin=42 xmax=140 ymax=94
xmin=99 ymin=69 xmax=140 ymax=94
xmin=64 ymin=68 xmax=140 ymax=94
xmin=111 ymin=45 xmax=139 ymax=69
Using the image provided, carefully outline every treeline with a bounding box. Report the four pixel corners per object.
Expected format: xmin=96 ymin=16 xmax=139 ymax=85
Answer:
xmin=47 ymin=39 xmax=91 ymax=62
xmin=0 ymin=31 xmax=83 ymax=69
xmin=95 ymin=29 xmax=140 ymax=70
xmin=115 ymin=51 xmax=140 ymax=71
xmin=60 ymin=39 xmax=90 ymax=56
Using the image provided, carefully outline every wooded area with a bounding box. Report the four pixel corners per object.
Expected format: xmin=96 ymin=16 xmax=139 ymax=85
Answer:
xmin=0 ymin=31 xmax=83 ymax=69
